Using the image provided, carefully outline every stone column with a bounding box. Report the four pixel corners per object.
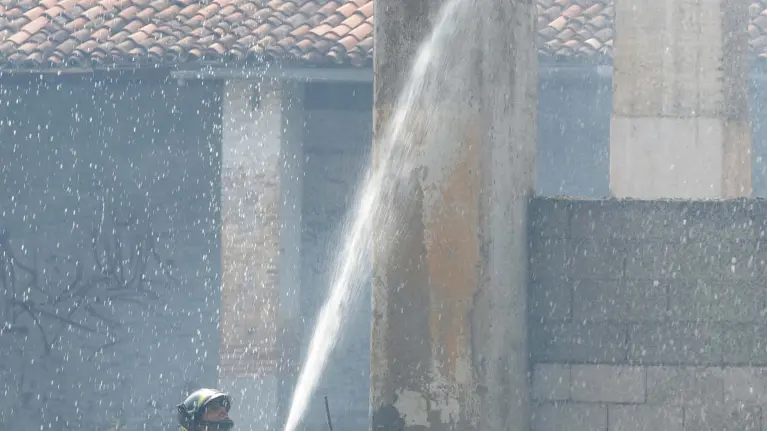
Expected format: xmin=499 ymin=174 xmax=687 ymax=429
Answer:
xmin=219 ymin=79 xmax=304 ymax=431
xmin=610 ymin=0 xmax=751 ymax=199
xmin=370 ymin=0 xmax=537 ymax=430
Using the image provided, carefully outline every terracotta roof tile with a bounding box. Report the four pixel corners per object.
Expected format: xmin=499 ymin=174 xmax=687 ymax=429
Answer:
xmin=2 ymin=0 xmax=767 ymax=70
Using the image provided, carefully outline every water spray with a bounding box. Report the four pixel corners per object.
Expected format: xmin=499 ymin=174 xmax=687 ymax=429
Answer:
xmin=279 ymin=0 xmax=473 ymax=429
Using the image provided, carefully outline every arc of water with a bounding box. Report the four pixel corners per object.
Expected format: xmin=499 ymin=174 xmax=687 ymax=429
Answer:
xmin=281 ymin=0 xmax=473 ymax=430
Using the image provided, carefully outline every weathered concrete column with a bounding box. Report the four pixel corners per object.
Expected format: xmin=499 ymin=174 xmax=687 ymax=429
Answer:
xmin=610 ymin=0 xmax=751 ymax=199
xmin=219 ymin=79 xmax=304 ymax=431
xmin=370 ymin=0 xmax=537 ymax=430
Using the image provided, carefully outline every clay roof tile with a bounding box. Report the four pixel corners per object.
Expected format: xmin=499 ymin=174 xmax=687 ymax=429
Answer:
xmin=0 ymin=0 xmax=765 ymax=70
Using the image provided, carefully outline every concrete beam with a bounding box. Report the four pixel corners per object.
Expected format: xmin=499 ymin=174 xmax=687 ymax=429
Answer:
xmin=370 ymin=0 xmax=537 ymax=430
xmin=610 ymin=0 xmax=752 ymax=199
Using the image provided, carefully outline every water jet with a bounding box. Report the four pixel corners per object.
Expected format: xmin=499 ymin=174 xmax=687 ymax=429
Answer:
xmin=281 ymin=0 xmax=539 ymax=429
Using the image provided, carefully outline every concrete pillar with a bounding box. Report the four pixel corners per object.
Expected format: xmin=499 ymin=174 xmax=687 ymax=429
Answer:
xmin=370 ymin=0 xmax=537 ymax=430
xmin=610 ymin=0 xmax=751 ymax=199
xmin=219 ymin=79 xmax=304 ymax=431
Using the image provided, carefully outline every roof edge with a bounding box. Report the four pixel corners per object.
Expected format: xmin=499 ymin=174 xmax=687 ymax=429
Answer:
xmin=540 ymin=63 xmax=767 ymax=82
xmin=171 ymin=65 xmax=373 ymax=82
xmin=7 ymin=62 xmax=767 ymax=84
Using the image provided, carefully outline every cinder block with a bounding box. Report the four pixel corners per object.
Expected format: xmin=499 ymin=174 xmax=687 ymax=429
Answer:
xmin=532 ymin=364 xmax=571 ymax=401
xmin=529 ymin=276 xmax=573 ymax=322
xmin=680 ymin=200 xmax=767 ymax=241
xmin=722 ymin=367 xmax=767 ymax=405
xmin=570 ymin=239 xmax=627 ymax=278
xmin=625 ymin=239 xmax=767 ymax=281
xmin=570 ymin=364 xmax=645 ymax=403
xmin=530 ymin=197 xmax=572 ymax=238
xmin=567 ymin=199 xmax=767 ymax=242
xmin=568 ymin=199 xmax=627 ymax=239
xmin=723 ymin=240 xmax=767 ymax=279
xmin=623 ymin=240 xmax=684 ymax=279
xmin=683 ymin=404 xmax=761 ymax=431
xmin=608 ymin=405 xmax=683 ymax=431
xmin=628 ymin=322 xmax=723 ymax=365
xmin=532 ymin=402 xmax=607 ymax=431
xmin=646 ymin=366 xmax=724 ymax=406
xmin=668 ymin=280 xmax=764 ymax=323
xmin=722 ymin=325 xmax=767 ymax=366
xmin=529 ymin=237 xmax=572 ymax=279
xmin=530 ymin=237 xmax=626 ymax=280
xmin=569 ymin=199 xmax=691 ymax=240
xmin=572 ymin=279 xmax=667 ymax=322
xmin=530 ymin=322 xmax=628 ymax=364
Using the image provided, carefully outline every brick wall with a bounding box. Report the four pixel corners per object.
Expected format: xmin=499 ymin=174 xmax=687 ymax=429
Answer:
xmin=529 ymin=197 xmax=767 ymax=430
xmin=219 ymin=80 xmax=283 ymax=380
xmin=217 ymin=80 xmax=307 ymax=431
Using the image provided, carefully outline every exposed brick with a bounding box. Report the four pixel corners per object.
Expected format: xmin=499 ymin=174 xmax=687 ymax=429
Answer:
xmin=533 ymin=363 xmax=571 ymax=401
xmin=570 ymin=364 xmax=645 ymax=403
xmin=219 ymin=359 xmax=278 ymax=379
xmin=646 ymin=367 xmax=724 ymax=407
xmin=572 ymin=279 xmax=667 ymax=322
xmin=628 ymin=322 xmax=723 ymax=365
xmin=530 ymin=276 xmax=573 ymax=322
xmin=532 ymin=402 xmax=607 ymax=431
xmin=221 ymin=86 xmax=286 ymax=381
xmin=668 ymin=280 xmax=765 ymax=323
xmin=722 ymin=325 xmax=767 ymax=366
xmin=722 ymin=367 xmax=767 ymax=405
xmin=530 ymin=322 xmax=628 ymax=364
xmin=683 ymin=404 xmax=761 ymax=431
xmin=608 ymin=405 xmax=683 ymax=431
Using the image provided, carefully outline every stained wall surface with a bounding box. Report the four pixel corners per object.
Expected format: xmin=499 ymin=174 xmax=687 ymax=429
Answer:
xmin=529 ymin=197 xmax=767 ymax=430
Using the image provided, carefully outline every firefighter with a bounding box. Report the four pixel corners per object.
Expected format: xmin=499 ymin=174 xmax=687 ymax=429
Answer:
xmin=177 ymin=388 xmax=235 ymax=431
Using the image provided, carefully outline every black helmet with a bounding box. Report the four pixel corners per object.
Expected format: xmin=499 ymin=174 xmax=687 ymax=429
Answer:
xmin=177 ymin=388 xmax=234 ymax=431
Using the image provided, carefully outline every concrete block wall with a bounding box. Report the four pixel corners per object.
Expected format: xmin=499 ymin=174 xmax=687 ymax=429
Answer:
xmin=529 ymin=197 xmax=767 ymax=430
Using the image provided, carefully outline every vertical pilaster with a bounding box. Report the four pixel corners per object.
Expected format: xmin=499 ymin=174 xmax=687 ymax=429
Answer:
xmin=220 ymin=79 xmax=304 ymax=431
xmin=610 ymin=0 xmax=751 ymax=198
xmin=370 ymin=0 xmax=538 ymax=429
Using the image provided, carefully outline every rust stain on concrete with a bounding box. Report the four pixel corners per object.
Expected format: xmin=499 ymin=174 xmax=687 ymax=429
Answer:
xmin=370 ymin=105 xmax=390 ymax=410
xmin=722 ymin=119 xmax=752 ymax=197
xmin=371 ymin=103 xmax=483 ymax=427
xmin=372 ymin=106 xmax=390 ymax=171
xmin=371 ymin=104 xmax=433 ymax=413
xmin=424 ymin=118 xmax=482 ymax=380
